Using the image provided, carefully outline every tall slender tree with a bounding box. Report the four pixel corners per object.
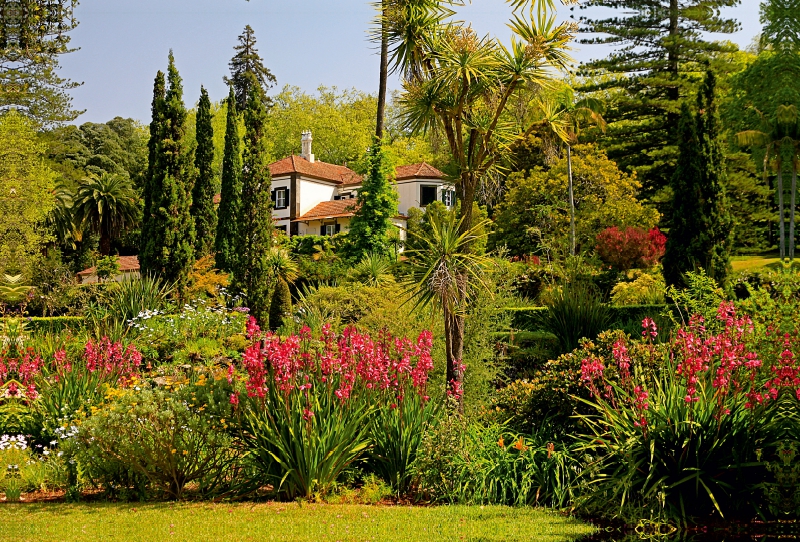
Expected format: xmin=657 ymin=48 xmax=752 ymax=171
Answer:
xmin=140 ymin=70 xmax=165 ymax=273
xmin=215 ymin=86 xmax=243 ymax=274
xmin=192 ymin=86 xmax=217 ymax=258
xmin=663 ymin=72 xmax=732 ymax=287
xmin=223 ymin=25 xmax=277 ymax=113
xmin=577 ymin=0 xmax=741 ymax=202
xmin=235 ymin=86 xmax=273 ymax=325
xmin=348 ymin=137 xmax=399 ymax=260
xmin=141 ymin=52 xmax=195 ymax=291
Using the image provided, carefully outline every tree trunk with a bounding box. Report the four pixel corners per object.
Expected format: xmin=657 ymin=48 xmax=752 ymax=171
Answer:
xmin=791 ymin=162 xmax=797 ymax=260
xmin=443 ymin=286 xmax=466 ymax=411
xmin=567 ymin=144 xmax=576 ymax=257
xmin=100 ymin=232 xmax=112 ymax=256
xmin=376 ymin=0 xmax=388 ymax=140
xmin=779 ymin=168 xmax=786 ymax=260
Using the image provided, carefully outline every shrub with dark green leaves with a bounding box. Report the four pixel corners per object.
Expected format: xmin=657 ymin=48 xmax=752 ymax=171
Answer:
xmin=542 ymin=283 xmax=611 ymax=354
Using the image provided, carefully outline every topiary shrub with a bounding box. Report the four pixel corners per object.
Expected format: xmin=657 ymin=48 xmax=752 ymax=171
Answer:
xmin=268 ymin=277 xmax=292 ymax=331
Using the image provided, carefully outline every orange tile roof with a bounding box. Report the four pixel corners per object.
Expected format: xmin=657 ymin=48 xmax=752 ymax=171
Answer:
xmin=294 ymin=200 xmax=359 ymax=221
xmin=78 ymin=255 xmax=140 ymax=276
xmin=270 ymin=155 xmax=362 ymax=185
xmin=395 ymin=162 xmax=445 ymax=181
xmin=340 ymin=162 xmax=445 ymax=187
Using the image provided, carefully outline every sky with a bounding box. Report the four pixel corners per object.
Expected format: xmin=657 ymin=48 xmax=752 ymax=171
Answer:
xmin=60 ymin=0 xmax=763 ymax=124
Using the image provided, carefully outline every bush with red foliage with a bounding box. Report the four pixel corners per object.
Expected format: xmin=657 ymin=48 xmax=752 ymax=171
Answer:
xmin=595 ymin=226 xmax=666 ymax=270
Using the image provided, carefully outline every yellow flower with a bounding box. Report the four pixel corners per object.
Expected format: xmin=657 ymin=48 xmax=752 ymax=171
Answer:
xmin=182 ymin=450 xmax=188 ymax=456
xmin=171 ymin=449 xmax=177 ymax=454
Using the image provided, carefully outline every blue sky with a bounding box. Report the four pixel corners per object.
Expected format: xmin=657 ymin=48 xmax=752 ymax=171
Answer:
xmin=61 ymin=0 xmax=762 ymax=124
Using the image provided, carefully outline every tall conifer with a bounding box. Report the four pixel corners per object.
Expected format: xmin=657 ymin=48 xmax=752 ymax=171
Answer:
xmin=192 ymin=86 xmax=217 ymax=258
xmin=215 ymin=86 xmax=242 ymax=274
xmin=223 ymin=25 xmax=276 ymax=113
xmin=140 ymin=71 xmax=165 ymax=275
xmin=347 ymin=137 xmax=398 ymax=260
xmin=142 ymin=51 xmax=195 ymax=291
xmin=663 ymin=72 xmax=732 ymax=287
xmin=235 ymin=86 xmax=273 ymax=324
xmin=577 ymin=0 xmax=741 ymax=202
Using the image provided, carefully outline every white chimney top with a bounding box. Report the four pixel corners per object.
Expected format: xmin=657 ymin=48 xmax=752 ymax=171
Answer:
xmin=301 ymin=131 xmax=315 ymax=163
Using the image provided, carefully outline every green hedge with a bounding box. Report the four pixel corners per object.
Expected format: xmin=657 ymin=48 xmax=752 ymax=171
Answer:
xmin=504 ymin=305 xmax=669 ymax=332
xmin=22 ymin=317 xmax=86 ymax=333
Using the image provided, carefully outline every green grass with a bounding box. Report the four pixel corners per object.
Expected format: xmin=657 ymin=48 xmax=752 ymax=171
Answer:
xmin=0 ymin=503 xmax=593 ymax=542
xmin=731 ymin=256 xmax=780 ymax=272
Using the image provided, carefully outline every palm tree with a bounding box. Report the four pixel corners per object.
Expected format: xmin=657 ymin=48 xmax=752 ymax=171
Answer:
xmin=371 ymin=0 xmax=451 ymax=137
xmin=351 ymin=252 xmax=395 ymax=287
xmin=737 ymin=104 xmax=800 ymax=260
xmin=534 ymin=92 xmax=607 ymax=256
xmin=402 ymin=212 xmax=491 ymax=405
xmin=47 ymin=183 xmax=82 ymax=249
xmin=73 ymin=173 xmax=140 ymax=256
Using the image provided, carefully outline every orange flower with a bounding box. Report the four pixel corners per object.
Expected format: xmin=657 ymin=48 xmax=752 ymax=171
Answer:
xmin=546 ymin=442 xmax=555 ymax=458
xmin=514 ymin=437 xmax=529 ymax=452
xmin=498 ymin=437 xmax=505 ymax=448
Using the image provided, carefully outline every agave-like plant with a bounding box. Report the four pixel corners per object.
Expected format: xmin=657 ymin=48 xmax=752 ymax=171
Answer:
xmin=351 ymin=252 xmax=395 ymax=287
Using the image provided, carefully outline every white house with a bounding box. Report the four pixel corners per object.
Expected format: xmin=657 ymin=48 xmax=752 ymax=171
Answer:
xmin=268 ymin=132 xmax=454 ymax=240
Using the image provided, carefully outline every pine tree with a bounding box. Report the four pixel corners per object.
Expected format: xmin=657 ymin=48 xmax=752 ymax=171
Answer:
xmin=268 ymin=277 xmax=292 ymax=332
xmin=577 ymin=0 xmax=741 ymax=202
xmin=663 ymin=72 xmax=732 ymax=287
xmin=347 ymin=137 xmax=399 ymax=260
xmin=235 ymin=86 xmax=273 ymax=325
xmin=140 ymin=70 xmax=165 ymax=275
xmin=215 ymin=86 xmax=242 ymax=274
xmin=192 ymin=86 xmax=217 ymax=258
xmin=142 ymin=51 xmax=196 ymax=291
xmin=223 ymin=25 xmax=277 ymax=113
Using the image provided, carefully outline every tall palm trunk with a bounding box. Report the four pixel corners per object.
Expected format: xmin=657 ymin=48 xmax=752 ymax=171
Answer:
xmin=567 ymin=144 xmax=576 ymax=257
xmin=376 ymin=0 xmax=388 ymax=139
xmin=791 ymin=161 xmax=797 ymax=260
xmin=779 ymin=168 xmax=786 ymax=260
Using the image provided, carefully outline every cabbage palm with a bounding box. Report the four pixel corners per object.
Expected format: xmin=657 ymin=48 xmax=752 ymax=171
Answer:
xmin=73 ymin=173 xmax=140 ymax=255
xmin=397 ymin=0 xmax=577 ymax=233
xmin=403 ymin=213 xmax=491 ymax=404
xmin=737 ymin=104 xmax=800 ymax=260
xmin=535 ymin=93 xmax=607 ymax=256
xmin=264 ymin=247 xmax=300 ymax=284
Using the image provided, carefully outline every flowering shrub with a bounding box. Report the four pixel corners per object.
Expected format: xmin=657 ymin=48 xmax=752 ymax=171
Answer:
xmin=595 ymin=226 xmax=666 ymax=270
xmin=574 ymin=303 xmax=799 ymax=522
xmin=237 ymin=319 xmax=434 ymax=498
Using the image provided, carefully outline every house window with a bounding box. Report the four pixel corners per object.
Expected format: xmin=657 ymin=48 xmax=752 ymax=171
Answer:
xmin=420 ymin=185 xmax=438 ymax=206
xmin=321 ymin=224 xmax=340 ymax=236
xmin=272 ymin=188 xmax=289 ymax=209
xmin=442 ymin=189 xmax=455 ymax=207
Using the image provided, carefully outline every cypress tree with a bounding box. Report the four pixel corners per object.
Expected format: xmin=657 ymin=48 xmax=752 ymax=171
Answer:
xmin=663 ymin=72 xmax=732 ymax=287
xmin=268 ymin=277 xmax=292 ymax=332
xmin=215 ymin=86 xmax=242 ymax=274
xmin=235 ymin=86 xmax=273 ymax=325
xmin=192 ymin=86 xmax=217 ymax=258
xmin=347 ymin=137 xmax=398 ymax=260
xmin=577 ymin=0 xmax=741 ymax=203
xmin=140 ymin=70 xmax=165 ymax=275
xmin=143 ymin=51 xmax=195 ymax=291
xmin=223 ymin=25 xmax=277 ymax=113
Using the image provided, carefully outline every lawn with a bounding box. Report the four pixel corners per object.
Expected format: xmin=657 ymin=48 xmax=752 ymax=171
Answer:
xmin=0 ymin=502 xmax=593 ymax=542
xmin=730 ymin=255 xmax=781 ymax=272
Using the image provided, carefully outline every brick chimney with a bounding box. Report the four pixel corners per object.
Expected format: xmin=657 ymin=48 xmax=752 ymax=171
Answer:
xmin=301 ymin=131 xmax=315 ymax=163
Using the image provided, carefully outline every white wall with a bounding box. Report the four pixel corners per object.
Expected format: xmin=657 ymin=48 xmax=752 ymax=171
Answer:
xmin=299 ymin=178 xmax=337 ymax=216
xmin=393 ymin=179 xmax=454 ymax=215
